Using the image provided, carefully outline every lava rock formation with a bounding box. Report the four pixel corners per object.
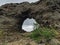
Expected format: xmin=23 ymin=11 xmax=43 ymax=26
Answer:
xmin=0 ymin=0 xmax=60 ymax=32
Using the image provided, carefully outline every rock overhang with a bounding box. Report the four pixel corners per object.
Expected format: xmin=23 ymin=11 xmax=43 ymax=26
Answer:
xmin=0 ymin=0 xmax=60 ymax=32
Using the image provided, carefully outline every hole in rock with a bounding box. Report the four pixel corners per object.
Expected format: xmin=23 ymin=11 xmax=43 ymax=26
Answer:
xmin=22 ymin=18 xmax=37 ymax=32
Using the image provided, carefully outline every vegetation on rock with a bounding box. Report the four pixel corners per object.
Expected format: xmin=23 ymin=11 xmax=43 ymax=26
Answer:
xmin=29 ymin=23 xmax=58 ymax=44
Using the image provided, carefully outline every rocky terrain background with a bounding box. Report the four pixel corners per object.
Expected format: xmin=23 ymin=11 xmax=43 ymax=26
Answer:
xmin=0 ymin=0 xmax=60 ymax=45
xmin=0 ymin=0 xmax=60 ymax=32
xmin=0 ymin=29 xmax=60 ymax=45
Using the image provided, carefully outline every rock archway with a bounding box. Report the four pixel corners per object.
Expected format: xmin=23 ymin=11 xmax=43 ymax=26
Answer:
xmin=0 ymin=0 xmax=60 ymax=32
xmin=22 ymin=18 xmax=37 ymax=32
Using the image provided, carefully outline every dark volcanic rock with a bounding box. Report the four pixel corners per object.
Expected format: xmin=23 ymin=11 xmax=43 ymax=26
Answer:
xmin=0 ymin=0 xmax=60 ymax=32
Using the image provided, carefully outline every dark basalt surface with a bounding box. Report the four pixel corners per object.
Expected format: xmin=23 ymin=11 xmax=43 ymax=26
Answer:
xmin=0 ymin=0 xmax=60 ymax=32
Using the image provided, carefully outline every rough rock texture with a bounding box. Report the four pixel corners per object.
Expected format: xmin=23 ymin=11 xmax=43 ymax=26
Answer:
xmin=49 ymin=39 xmax=60 ymax=45
xmin=0 ymin=0 xmax=60 ymax=32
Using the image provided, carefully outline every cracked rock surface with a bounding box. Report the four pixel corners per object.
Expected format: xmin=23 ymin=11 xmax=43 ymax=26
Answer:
xmin=0 ymin=0 xmax=60 ymax=31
